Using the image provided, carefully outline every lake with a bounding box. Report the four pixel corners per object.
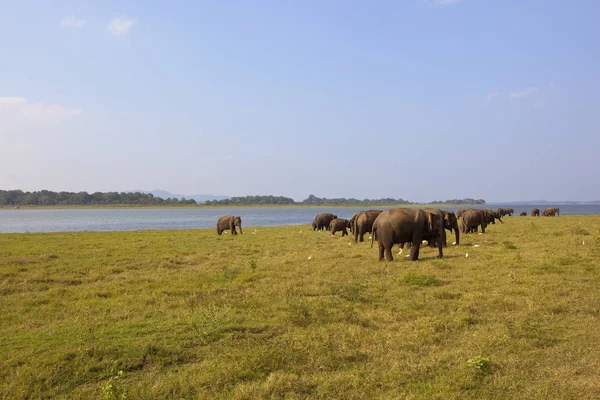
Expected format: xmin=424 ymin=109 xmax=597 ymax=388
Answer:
xmin=1 ymin=205 xmax=599 ymax=233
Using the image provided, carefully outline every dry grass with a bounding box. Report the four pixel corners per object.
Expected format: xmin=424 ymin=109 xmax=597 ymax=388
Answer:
xmin=1 ymin=216 xmax=599 ymax=399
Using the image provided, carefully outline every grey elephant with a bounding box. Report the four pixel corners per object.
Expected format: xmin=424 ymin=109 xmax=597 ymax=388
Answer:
xmin=312 ymin=213 xmax=337 ymax=231
xmin=347 ymin=212 xmax=359 ymax=234
xmin=371 ymin=208 xmax=442 ymax=261
xmin=353 ymin=210 xmax=382 ymax=242
xmin=422 ymin=209 xmax=460 ymax=247
xmin=400 ymin=209 xmax=460 ymax=250
xmin=531 ymin=208 xmax=540 ymax=217
xmin=482 ymin=209 xmax=503 ymax=225
xmin=520 ymin=211 xmax=527 ymax=216
xmin=329 ymin=218 xmax=349 ymax=236
xmin=460 ymin=209 xmax=487 ymax=234
xmin=542 ymin=207 xmax=560 ymax=216
xmin=217 ymin=215 xmax=242 ymax=235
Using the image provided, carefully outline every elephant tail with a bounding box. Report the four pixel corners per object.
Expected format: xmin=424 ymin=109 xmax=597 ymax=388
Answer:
xmin=371 ymin=224 xmax=376 ymax=248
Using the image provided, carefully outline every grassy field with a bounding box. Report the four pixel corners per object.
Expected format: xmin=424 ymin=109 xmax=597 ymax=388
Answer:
xmin=1 ymin=216 xmax=600 ymax=399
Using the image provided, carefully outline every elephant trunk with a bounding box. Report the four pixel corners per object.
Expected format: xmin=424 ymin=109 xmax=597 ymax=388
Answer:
xmin=238 ymin=225 xmax=242 ymax=234
xmin=453 ymin=222 xmax=460 ymax=245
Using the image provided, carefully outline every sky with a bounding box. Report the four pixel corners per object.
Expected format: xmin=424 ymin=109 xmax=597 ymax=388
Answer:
xmin=1 ymin=0 xmax=599 ymax=202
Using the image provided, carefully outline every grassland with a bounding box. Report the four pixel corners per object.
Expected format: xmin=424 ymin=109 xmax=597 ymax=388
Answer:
xmin=1 ymin=216 xmax=600 ymax=399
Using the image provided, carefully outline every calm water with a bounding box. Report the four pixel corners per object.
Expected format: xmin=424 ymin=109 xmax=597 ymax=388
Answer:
xmin=1 ymin=205 xmax=599 ymax=233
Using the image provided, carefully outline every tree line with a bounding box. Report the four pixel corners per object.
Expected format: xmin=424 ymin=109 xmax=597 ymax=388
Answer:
xmin=205 ymin=194 xmax=486 ymax=206
xmin=204 ymin=195 xmax=295 ymax=206
xmin=1 ymin=190 xmax=486 ymax=207
xmin=0 ymin=190 xmax=197 ymax=206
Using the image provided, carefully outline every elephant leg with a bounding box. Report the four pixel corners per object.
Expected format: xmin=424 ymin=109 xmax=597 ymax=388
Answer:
xmin=409 ymin=242 xmax=420 ymax=261
xmin=437 ymin=236 xmax=443 ymax=258
xmin=354 ymin=230 xmax=359 ymax=243
xmin=385 ymin=246 xmax=393 ymax=261
xmin=378 ymin=242 xmax=385 ymax=261
xmin=409 ymin=232 xmax=420 ymax=261
xmin=481 ymin=224 xmax=486 ymax=233
xmin=342 ymin=229 xmax=347 ymax=237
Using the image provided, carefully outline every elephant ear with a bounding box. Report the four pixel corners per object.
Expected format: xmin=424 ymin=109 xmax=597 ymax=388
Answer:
xmin=444 ymin=213 xmax=451 ymax=228
xmin=427 ymin=212 xmax=434 ymax=232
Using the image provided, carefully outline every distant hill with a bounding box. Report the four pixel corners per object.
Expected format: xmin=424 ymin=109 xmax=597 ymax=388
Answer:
xmin=129 ymin=189 xmax=229 ymax=204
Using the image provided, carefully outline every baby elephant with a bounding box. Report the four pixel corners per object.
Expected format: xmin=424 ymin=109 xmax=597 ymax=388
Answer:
xmin=520 ymin=211 xmax=527 ymax=216
xmin=329 ymin=218 xmax=349 ymax=236
xmin=217 ymin=215 xmax=242 ymax=235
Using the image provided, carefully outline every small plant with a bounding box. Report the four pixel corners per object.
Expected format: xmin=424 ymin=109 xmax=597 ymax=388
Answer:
xmin=339 ymin=284 xmax=366 ymax=302
xmin=467 ymin=356 xmax=493 ymax=375
xmin=249 ymin=260 xmax=258 ymax=271
xmin=100 ymin=370 xmax=127 ymax=400
xmin=222 ymin=265 xmax=241 ymax=281
xmin=400 ymin=272 xmax=441 ymax=287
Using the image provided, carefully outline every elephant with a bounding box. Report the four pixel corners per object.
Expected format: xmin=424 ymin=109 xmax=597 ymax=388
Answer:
xmin=520 ymin=211 xmax=527 ymax=216
xmin=420 ymin=209 xmax=460 ymax=247
xmin=496 ymin=208 xmax=506 ymax=217
xmin=542 ymin=207 xmax=560 ymax=216
xmin=329 ymin=218 xmax=349 ymax=236
xmin=312 ymin=213 xmax=337 ymax=231
xmin=482 ymin=209 xmax=503 ymax=225
xmin=217 ymin=215 xmax=242 ymax=235
xmin=531 ymin=208 xmax=540 ymax=217
xmin=371 ymin=208 xmax=443 ymax=261
xmin=456 ymin=208 xmax=468 ymax=219
xmin=353 ymin=210 xmax=383 ymax=242
xmin=460 ymin=209 xmax=487 ymax=234
xmin=348 ymin=213 xmax=359 ymax=234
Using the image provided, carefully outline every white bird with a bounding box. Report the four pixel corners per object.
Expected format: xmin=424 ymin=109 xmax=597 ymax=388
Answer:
xmin=349 ymin=242 xmax=352 ymax=245
xmin=452 ymin=242 xmax=457 ymax=246
xmin=473 ymin=244 xmax=480 ymax=248
xmin=465 ymin=252 xmax=469 ymax=258
xmin=308 ymin=255 xmax=312 ymax=261
xmin=478 ymin=233 xmax=483 ymax=235
xmin=405 ymin=254 xmax=410 ymax=258
xmin=583 ymin=240 xmax=586 ymax=245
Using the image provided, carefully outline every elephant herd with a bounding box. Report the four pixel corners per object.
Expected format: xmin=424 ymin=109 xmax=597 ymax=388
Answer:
xmin=216 ymin=206 xmax=562 ymax=261
xmin=312 ymin=209 xmax=461 ymax=262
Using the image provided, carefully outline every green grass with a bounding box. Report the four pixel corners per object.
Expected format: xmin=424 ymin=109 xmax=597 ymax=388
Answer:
xmin=1 ymin=216 xmax=600 ymax=399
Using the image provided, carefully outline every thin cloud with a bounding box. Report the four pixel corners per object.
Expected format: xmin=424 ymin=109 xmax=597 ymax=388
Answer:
xmin=108 ymin=16 xmax=135 ymax=36
xmin=0 ymin=97 xmax=28 ymax=105
xmin=0 ymin=97 xmax=83 ymax=122
xmin=485 ymin=92 xmax=500 ymax=102
xmin=61 ymin=15 xmax=86 ymax=28
xmin=509 ymin=87 xmax=538 ymax=99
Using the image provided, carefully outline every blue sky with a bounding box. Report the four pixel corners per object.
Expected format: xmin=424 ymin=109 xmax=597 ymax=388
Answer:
xmin=1 ymin=0 xmax=599 ymax=202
